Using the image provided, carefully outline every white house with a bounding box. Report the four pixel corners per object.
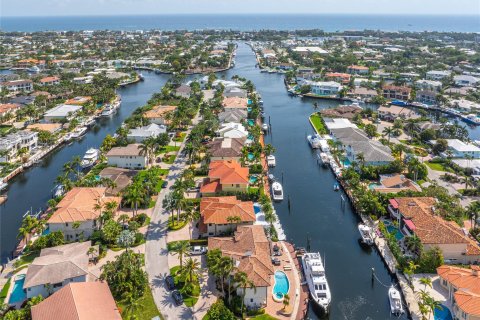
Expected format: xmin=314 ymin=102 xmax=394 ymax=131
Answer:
xmin=0 ymin=80 xmax=33 ymax=93
xmin=305 ymin=81 xmax=342 ymax=96
xmin=127 ymin=123 xmax=167 ymax=143
xmin=23 ymin=242 xmax=98 ymax=299
xmin=43 ymin=104 xmax=82 ymax=123
xmin=426 ymin=70 xmax=451 ymax=81
xmin=454 ymin=75 xmax=479 ymax=87
xmin=415 ymin=79 xmax=442 ymax=91
xmin=0 ymin=130 xmax=38 ymax=162
xmin=217 ymin=122 xmax=248 ymax=139
xmin=441 ymin=139 xmax=480 ymax=159
xmin=106 ymin=144 xmax=147 ymax=169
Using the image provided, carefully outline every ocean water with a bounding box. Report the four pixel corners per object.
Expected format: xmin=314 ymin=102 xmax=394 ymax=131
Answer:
xmin=1 ymin=14 xmax=479 ymax=32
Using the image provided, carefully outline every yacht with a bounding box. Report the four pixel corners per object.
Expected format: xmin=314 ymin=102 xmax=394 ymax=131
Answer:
xmin=463 ymin=114 xmax=480 ymax=125
xmin=27 ymin=66 xmax=40 ymax=73
xmin=358 ymin=224 xmax=374 ymax=245
xmin=271 ymin=181 xmax=284 ymax=201
xmin=101 ymin=105 xmax=116 ymax=117
xmin=83 ymin=118 xmax=96 ymax=127
xmin=80 ymin=148 xmax=100 ymax=169
xmin=301 ymin=252 xmax=331 ymax=313
xmin=262 ymin=123 xmax=269 ymax=132
xmin=0 ymin=182 xmax=8 ymax=191
xmin=333 ymin=183 xmax=340 ymax=191
xmin=319 ymin=152 xmax=329 ymax=167
xmin=71 ymin=127 xmax=88 ymax=139
xmin=307 ymin=134 xmax=322 ymax=149
xmin=388 ymin=286 xmax=404 ymax=315
xmin=267 ymin=155 xmax=276 ymax=167
xmin=52 ymin=184 xmax=65 ymax=198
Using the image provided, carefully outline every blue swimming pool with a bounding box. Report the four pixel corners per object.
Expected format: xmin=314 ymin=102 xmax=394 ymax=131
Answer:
xmin=273 ymin=271 xmax=290 ymax=300
xmin=247 ymin=153 xmax=254 ymax=161
xmin=386 ymin=225 xmax=404 ymax=241
xmin=254 ymin=204 xmax=261 ymax=214
xmin=9 ymin=274 xmax=26 ymax=304
xmin=249 ymin=176 xmax=258 ymax=184
xmin=434 ymin=304 xmax=453 ymax=320
xmin=247 ymin=119 xmax=255 ymax=126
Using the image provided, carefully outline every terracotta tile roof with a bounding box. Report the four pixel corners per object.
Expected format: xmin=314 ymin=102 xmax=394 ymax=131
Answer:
xmin=48 ymin=188 xmax=121 ymax=223
xmin=143 ymin=105 xmax=176 ymax=121
xmin=31 ymin=282 xmax=121 ymax=320
xmin=222 ymin=97 xmax=248 ymax=109
xmin=395 ymin=197 xmax=480 ymax=254
xmin=208 ymin=225 xmax=273 ymax=287
xmin=208 ymin=160 xmax=249 ymax=184
xmin=0 ymin=103 xmax=21 ymax=115
xmin=27 ymin=123 xmax=63 ymax=133
xmin=65 ymin=96 xmax=92 ymax=105
xmin=437 ymin=265 xmax=480 ymax=316
xmin=40 ymin=76 xmax=60 ymax=83
xmin=200 ymin=179 xmax=222 ymax=194
xmin=200 ymin=196 xmax=255 ymax=225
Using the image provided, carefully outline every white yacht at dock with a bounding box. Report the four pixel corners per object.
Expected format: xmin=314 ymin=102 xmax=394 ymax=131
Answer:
xmin=271 ymin=181 xmax=283 ymax=201
xmin=80 ymin=148 xmax=100 ymax=169
xmin=307 ymin=134 xmax=322 ymax=149
xmin=358 ymin=224 xmax=374 ymax=245
xmin=301 ymin=252 xmax=331 ymax=313
xmin=388 ymin=286 xmax=404 ymax=315
xmin=267 ymin=155 xmax=276 ymax=167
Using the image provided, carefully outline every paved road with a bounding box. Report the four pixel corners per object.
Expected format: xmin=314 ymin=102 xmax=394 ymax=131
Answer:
xmin=145 ymin=116 xmax=199 ymax=320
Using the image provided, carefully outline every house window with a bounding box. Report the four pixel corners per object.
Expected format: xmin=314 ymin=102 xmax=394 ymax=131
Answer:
xmin=236 ymin=184 xmax=240 ymax=187
xmin=53 ymin=282 xmax=63 ymax=288
xmin=250 ymin=298 xmax=253 ymax=303
xmin=65 ymin=223 xmax=69 ymax=227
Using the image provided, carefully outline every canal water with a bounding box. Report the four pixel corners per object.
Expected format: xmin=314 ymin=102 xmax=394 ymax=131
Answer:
xmin=220 ymin=42 xmax=409 ymax=320
xmin=0 ymin=71 xmax=170 ymax=262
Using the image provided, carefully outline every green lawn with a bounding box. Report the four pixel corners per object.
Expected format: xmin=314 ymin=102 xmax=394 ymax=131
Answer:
xmin=168 ymin=217 xmax=188 ymax=231
xmin=158 ymin=145 xmax=181 ymax=154
xmin=251 ymin=315 xmax=279 ymax=320
xmin=170 ymin=266 xmax=200 ymax=307
xmin=309 ymin=113 xmax=328 ymax=134
xmin=119 ymin=285 xmax=162 ymax=320
xmin=0 ymin=125 xmax=13 ymax=136
xmin=13 ymin=251 xmax=40 ymax=268
xmin=0 ymin=278 xmax=11 ymax=305
xmin=164 ymin=154 xmax=177 ymax=164
xmin=173 ymin=133 xmax=186 ymax=142
xmin=425 ymin=161 xmax=452 ymax=172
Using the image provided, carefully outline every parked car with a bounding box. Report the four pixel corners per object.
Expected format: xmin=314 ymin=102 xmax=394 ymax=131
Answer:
xmin=272 ymin=257 xmax=281 ymax=266
xmin=172 ymin=290 xmax=184 ymax=306
xmin=161 ymin=181 xmax=168 ymax=189
xmin=189 ymin=246 xmax=207 ymax=255
xmin=165 ymin=275 xmax=175 ymax=290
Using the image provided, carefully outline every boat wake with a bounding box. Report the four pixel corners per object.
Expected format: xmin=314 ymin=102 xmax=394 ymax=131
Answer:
xmin=337 ymin=295 xmax=367 ymax=320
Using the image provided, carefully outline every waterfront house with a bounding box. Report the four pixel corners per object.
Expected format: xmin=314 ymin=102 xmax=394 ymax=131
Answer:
xmin=31 ymin=282 xmax=121 ymax=320
xmin=127 ymin=123 xmax=167 ymax=143
xmin=437 ymin=265 xmax=480 ymax=320
xmin=199 ymin=196 xmax=255 ymax=236
xmin=43 ymin=104 xmax=82 ymax=123
xmin=200 ymin=159 xmax=249 ymax=196
xmin=65 ymin=96 xmax=92 ymax=106
xmin=377 ymin=105 xmax=419 ymax=121
xmin=143 ymin=105 xmax=176 ymax=125
xmin=175 ymin=84 xmax=192 ymax=98
xmin=306 ymin=81 xmax=342 ymax=96
xmin=347 ymin=65 xmax=370 ymax=75
xmin=218 ymin=109 xmax=248 ymax=123
xmin=208 ymin=225 xmax=273 ymax=308
xmin=454 ymin=75 xmax=479 ymax=87
xmin=26 ymin=123 xmax=63 ymax=135
xmin=73 ymin=76 xmax=93 ymax=84
xmin=23 ymin=242 xmax=98 ymax=299
xmin=0 ymin=103 xmax=22 ymax=120
xmin=330 ymin=127 xmax=394 ymax=166
xmin=222 ymin=97 xmax=249 ymax=110
xmin=0 ymin=80 xmax=33 ymax=94
xmin=382 ymin=85 xmax=411 ymax=101
xmin=426 ymin=70 xmax=451 ymax=81
xmin=208 ymin=137 xmax=245 ymax=162
xmin=388 ymin=197 xmax=480 ymax=263
xmin=39 ymin=76 xmax=60 ymax=86
xmin=325 ymin=72 xmax=351 ymax=84
xmin=217 ymin=122 xmax=248 ymax=139
xmin=106 ymin=144 xmax=147 ymax=169
xmin=443 ymin=139 xmax=480 ymax=159
xmin=292 ymin=46 xmax=328 ymax=56
xmin=320 ymin=106 xmax=362 ymax=120
xmin=98 ymin=167 xmax=137 ymax=196
xmin=415 ymin=79 xmax=442 ymax=91
xmin=371 ymin=174 xmax=422 ymax=193
xmin=47 ymin=187 xmax=121 ymax=241
xmin=416 ymin=90 xmax=437 ymax=105
xmin=348 ymin=87 xmax=378 ymax=100
xmin=323 ymin=118 xmax=358 ymax=132
xmin=224 ymin=87 xmax=248 ymax=98
xmin=0 ymin=130 xmax=38 ymax=162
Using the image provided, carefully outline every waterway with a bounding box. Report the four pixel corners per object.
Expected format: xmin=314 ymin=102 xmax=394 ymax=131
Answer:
xmin=219 ymin=42 xmax=409 ymax=319
xmin=0 ymin=71 xmax=170 ymax=262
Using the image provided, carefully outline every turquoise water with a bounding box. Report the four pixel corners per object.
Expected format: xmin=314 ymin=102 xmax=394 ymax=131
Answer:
xmin=247 ymin=153 xmax=254 ymax=161
xmin=342 ymin=159 xmax=352 ymax=167
xmin=248 ymin=119 xmax=255 ymax=126
xmin=434 ymin=305 xmax=453 ymax=320
xmin=249 ymin=176 xmax=258 ymax=184
xmin=387 ymin=225 xmax=404 ymax=241
xmin=9 ymin=274 xmax=26 ymax=304
xmin=368 ymin=183 xmax=380 ymax=190
xmin=247 ymin=107 xmax=252 ymax=112
xmin=273 ymin=271 xmax=290 ymax=299
xmin=248 ymin=99 xmax=252 ymax=105
xmin=254 ymin=204 xmax=261 ymax=214
xmin=41 ymin=227 xmax=50 ymax=235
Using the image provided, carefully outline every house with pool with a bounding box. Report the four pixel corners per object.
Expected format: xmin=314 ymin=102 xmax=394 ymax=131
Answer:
xmin=199 ymin=196 xmax=256 ymax=236
xmin=207 ymin=137 xmax=246 ymax=162
xmin=200 ymin=160 xmax=249 ymax=196
xmin=437 ymin=265 xmax=480 ymax=320
xmin=388 ymin=197 xmax=480 ymax=264
xmin=208 ymin=225 xmax=274 ymax=309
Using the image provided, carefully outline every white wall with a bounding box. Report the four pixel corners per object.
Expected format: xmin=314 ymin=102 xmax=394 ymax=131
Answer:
xmin=26 ymin=275 xmax=86 ymax=299
xmin=48 ymin=220 xmax=97 ymax=241
xmin=107 ymin=155 xmax=146 ymax=169
xmin=237 ymin=286 xmax=268 ymax=308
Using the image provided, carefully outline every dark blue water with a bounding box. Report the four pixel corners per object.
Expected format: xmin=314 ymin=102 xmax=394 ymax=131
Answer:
xmin=2 ymin=14 xmax=479 ymax=32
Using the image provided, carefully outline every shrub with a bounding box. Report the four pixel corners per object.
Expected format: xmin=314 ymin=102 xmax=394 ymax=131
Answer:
xmin=133 ymin=213 xmax=148 ymax=226
xmin=205 ymin=299 xmax=236 ymax=320
xmin=30 ymin=231 xmax=65 ymax=252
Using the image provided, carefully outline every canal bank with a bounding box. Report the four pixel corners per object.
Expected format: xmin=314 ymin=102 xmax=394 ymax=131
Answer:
xmin=218 ymin=42 xmax=409 ymax=320
xmin=0 ymin=71 xmax=170 ymax=262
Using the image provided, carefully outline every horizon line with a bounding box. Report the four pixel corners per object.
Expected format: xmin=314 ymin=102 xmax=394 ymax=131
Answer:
xmin=3 ymin=13 xmax=480 ymax=18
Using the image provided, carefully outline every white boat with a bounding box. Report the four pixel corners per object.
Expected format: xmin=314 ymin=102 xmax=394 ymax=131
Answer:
xmin=64 ymin=132 xmax=73 ymax=141
xmin=271 ymin=181 xmax=284 ymax=201
xmin=262 ymin=123 xmax=269 ymax=132
xmin=319 ymin=152 xmax=329 ymax=167
xmin=101 ymin=106 xmax=115 ymax=117
xmin=388 ymin=286 xmax=404 ymax=315
xmin=71 ymin=126 xmax=88 ymax=139
xmin=0 ymin=182 xmax=8 ymax=191
xmin=268 ymin=174 xmax=275 ymax=182
xmin=267 ymin=155 xmax=276 ymax=167
xmin=52 ymin=184 xmax=65 ymax=198
xmin=319 ymin=139 xmax=330 ymax=152
xmin=307 ymin=134 xmax=322 ymax=149
xmin=83 ymin=118 xmax=96 ymax=127
xmin=27 ymin=66 xmax=40 ymax=73
xmin=301 ymin=252 xmax=331 ymax=313
xmin=80 ymin=148 xmax=100 ymax=169
xmin=358 ymin=224 xmax=374 ymax=245
xmin=333 ymin=183 xmax=340 ymax=191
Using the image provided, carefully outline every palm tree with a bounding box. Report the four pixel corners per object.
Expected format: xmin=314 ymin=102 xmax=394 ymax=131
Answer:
xmin=171 ymin=241 xmax=191 ymax=270
xmin=356 ymin=153 xmax=366 ymax=168
xmin=234 ymin=271 xmax=256 ymax=317
xmin=123 ymin=184 xmax=145 ymax=217
xmin=226 ymin=215 xmax=242 ymax=233
xmin=163 ymin=192 xmax=176 ymax=222
xmin=139 ymin=137 xmax=157 ymax=166
xmin=183 ymin=206 xmax=199 ymax=238
xmin=182 ymin=257 xmax=201 ymax=292
xmin=117 ymin=230 xmax=136 ymax=252
xmin=87 ymin=246 xmax=98 ymax=262
xmin=382 ymin=126 xmax=394 ymax=142
xmin=419 ymin=277 xmax=432 ymax=291
xmin=282 ymin=293 xmax=290 ymax=311
xmin=467 ymin=201 xmax=480 ymax=229
xmin=405 ymin=235 xmax=423 ymax=256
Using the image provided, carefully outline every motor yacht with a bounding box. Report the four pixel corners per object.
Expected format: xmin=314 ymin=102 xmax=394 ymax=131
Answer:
xmin=301 ymin=252 xmax=331 ymax=313
xmin=271 ymin=181 xmax=284 ymax=201
xmin=80 ymin=148 xmax=100 ymax=169
xmin=358 ymin=224 xmax=374 ymax=245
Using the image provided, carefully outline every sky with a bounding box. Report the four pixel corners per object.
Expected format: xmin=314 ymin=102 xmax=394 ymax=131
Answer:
xmin=2 ymin=0 xmax=480 ymax=17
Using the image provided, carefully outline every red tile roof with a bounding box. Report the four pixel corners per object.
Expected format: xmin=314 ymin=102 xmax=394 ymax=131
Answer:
xmin=208 ymin=160 xmax=249 ymax=184
xmin=200 ymin=196 xmax=255 ymax=225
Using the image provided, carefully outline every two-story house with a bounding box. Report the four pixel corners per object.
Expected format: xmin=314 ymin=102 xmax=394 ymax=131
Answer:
xmin=200 ymin=159 xmax=249 ymax=196
xmin=0 ymin=130 xmax=38 ymax=162
xmin=106 ymin=144 xmax=147 ymax=169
